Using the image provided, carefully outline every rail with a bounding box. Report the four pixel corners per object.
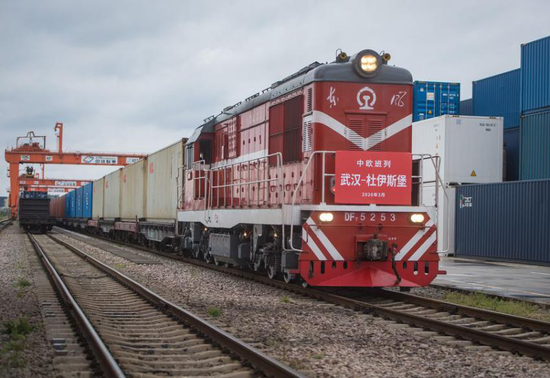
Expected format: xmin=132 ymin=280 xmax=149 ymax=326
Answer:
xmin=48 ymin=233 xmax=305 ymax=378
xmin=58 ymin=228 xmax=550 ymax=362
xmin=28 ymin=233 xmax=125 ymax=377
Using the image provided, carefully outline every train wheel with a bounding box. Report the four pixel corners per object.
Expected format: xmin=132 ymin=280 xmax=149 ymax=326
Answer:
xmin=266 ymin=265 xmax=277 ymax=280
xmin=204 ymin=252 xmax=213 ymax=264
xmin=300 ymin=278 xmax=309 ymax=288
xmin=213 ymin=257 xmax=222 ymax=266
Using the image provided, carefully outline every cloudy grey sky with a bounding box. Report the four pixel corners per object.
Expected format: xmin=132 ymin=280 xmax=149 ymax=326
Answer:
xmin=1 ymin=0 xmax=549 ymax=197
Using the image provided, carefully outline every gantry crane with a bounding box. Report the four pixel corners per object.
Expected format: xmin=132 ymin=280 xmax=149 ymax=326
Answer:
xmin=5 ymin=123 xmax=147 ymax=217
xmin=18 ymin=169 xmax=92 ymax=194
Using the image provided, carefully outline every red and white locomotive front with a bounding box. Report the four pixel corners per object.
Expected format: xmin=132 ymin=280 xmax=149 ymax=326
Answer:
xmin=293 ymin=50 xmax=441 ymax=287
xmin=178 ymin=49 xmax=442 ymax=288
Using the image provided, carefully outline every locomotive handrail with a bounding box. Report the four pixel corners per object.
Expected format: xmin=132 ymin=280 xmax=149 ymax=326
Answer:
xmin=288 ymin=151 xmax=444 ymax=252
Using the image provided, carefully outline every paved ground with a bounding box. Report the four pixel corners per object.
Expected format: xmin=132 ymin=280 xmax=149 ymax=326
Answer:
xmin=435 ymin=257 xmax=550 ymax=305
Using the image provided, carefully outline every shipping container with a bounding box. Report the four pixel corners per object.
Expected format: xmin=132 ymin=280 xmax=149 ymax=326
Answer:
xmin=146 ymin=140 xmax=185 ymax=220
xmin=504 ymin=127 xmax=520 ymax=181
xmin=75 ymin=186 xmax=83 ymax=218
xmin=65 ymin=191 xmax=71 ymax=217
xmin=455 ymin=180 xmax=550 ymax=264
xmin=82 ymin=183 xmax=93 ymax=218
xmin=520 ymin=108 xmax=550 ymax=180
xmin=412 ymin=115 xmax=504 ymax=185
xmin=92 ymin=177 xmax=104 ymax=219
xmin=521 ymin=36 xmax=550 ymax=112
xmin=460 ymin=98 xmax=473 ymax=116
xmin=121 ymin=159 xmax=147 ymax=220
xmin=68 ymin=190 xmax=76 ymax=218
xmin=473 ymin=69 xmax=520 ymax=129
xmin=49 ymin=195 xmax=65 ymax=218
xmin=412 ymin=81 xmax=460 ymax=122
xmin=104 ymin=169 xmax=122 ymax=219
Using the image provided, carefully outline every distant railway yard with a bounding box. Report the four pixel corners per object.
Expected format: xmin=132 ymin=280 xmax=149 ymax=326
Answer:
xmin=2 ymin=222 xmax=550 ymax=377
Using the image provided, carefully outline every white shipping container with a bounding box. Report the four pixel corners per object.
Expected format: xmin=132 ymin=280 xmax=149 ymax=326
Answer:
xmin=121 ymin=159 xmax=147 ymax=220
xmin=413 ymin=115 xmax=503 ymax=255
xmin=104 ymin=169 xmax=122 ymax=219
xmin=412 ymin=115 xmax=504 ymax=185
xmin=146 ymin=140 xmax=185 ymax=221
xmin=92 ymin=177 xmax=104 ymax=219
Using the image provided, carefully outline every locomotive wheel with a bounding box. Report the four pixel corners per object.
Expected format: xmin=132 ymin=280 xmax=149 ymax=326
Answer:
xmin=204 ymin=252 xmax=213 ymax=264
xmin=300 ymin=278 xmax=309 ymax=288
xmin=213 ymin=257 xmax=222 ymax=266
xmin=266 ymin=265 xmax=277 ymax=280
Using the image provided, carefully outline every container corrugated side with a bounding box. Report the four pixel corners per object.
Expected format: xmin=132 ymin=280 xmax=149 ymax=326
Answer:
xmin=455 ymin=180 xmax=550 ymax=264
xmin=75 ymin=187 xmax=83 ymax=217
xmin=520 ymin=108 xmax=550 ymax=180
xmin=504 ymin=127 xmax=520 ymax=181
xmin=65 ymin=192 xmax=71 ymax=217
xmin=92 ymin=177 xmax=104 ymax=219
xmin=146 ymin=140 xmax=185 ymax=221
xmin=473 ymin=69 xmax=520 ymax=129
xmin=103 ymin=169 xmax=121 ymax=219
xmin=69 ymin=190 xmax=76 ymax=218
xmin=521 ymin=36 xmax=550 ymax=112
xmin=413 ymin=81 xmax=460 ymax=122
xmin=460 ymin=99 xmax=473 ymax=116
xmin=82 ymin=183 xmax=93 ymax=218
xmin=121 ymin=159 xmax=147 ymax=220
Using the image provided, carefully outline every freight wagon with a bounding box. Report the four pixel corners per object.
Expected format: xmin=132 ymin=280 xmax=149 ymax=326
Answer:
xmin=19 ymin=191 xmax=55 ymax=233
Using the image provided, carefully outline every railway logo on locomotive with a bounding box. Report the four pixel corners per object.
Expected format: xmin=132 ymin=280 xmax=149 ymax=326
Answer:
xmin=357 ymin=86 xmax=376 ymax=110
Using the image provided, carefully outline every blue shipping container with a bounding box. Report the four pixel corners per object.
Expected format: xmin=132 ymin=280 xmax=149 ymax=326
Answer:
xmin=504 ymin=127 xmax=520 ymax=181
xmin=455 ymin=180 xmax=550 ymax=264
xmin=82 ymin=183 xmax=93 ymax=218
xmin=413 ymin=81 xmax=460 ymax=122
xmin=69 ymin=190 xmax=76 ymax=218
xmin=520 ymin=108 xmax=550 ymax=180
xmin=75 ymin=187 xmax=83 ymax=217
xmin=64 ymin=193 xmax=71 ymax=217
xmin=521 ymin=35 xmax=550 ymax=112
xmin=460 ymin=98 xmax=473 ymax=116
xmin=473 ymin=69 xmax=521 ymax=129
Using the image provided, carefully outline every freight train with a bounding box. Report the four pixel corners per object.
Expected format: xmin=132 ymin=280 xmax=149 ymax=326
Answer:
xmin=51 ymin=49 xmax=443 ymax=287
xmin=19 ymin=191 xmax=55 ymax=233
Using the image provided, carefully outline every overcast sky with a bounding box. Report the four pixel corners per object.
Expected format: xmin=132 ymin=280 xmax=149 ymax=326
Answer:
xmin=1 ymin=0 xmax=549 ymax=197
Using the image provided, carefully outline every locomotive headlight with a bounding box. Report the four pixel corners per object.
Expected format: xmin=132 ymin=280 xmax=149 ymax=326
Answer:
xmin=409 ymin=213 xmax=425 ymax=224
xmin=319 ymin=212 xmax=334 ymax=223
xmin=352 ymin=49 xmax=382 ymax=78
xmin=360 ymin=55 xmax=378 ymax=72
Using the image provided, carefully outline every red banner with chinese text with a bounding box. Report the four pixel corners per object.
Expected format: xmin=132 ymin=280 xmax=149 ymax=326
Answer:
xmin=334 ymin=151 xmax=412 ymax=205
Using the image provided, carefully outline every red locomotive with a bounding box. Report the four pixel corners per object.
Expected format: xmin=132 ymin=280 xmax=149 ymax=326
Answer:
xmin=178 ymin=49 xmax=443 ymax=287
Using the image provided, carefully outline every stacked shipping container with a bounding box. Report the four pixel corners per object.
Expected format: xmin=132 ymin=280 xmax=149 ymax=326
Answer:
xmin=455 ymin=179 xmax=550 ymax=264
xmin=471 ymin=69 xmax=521 ymax=181
xmin=520 ymin=36 xmax=550 ymax=180
xmin=412 ymin=81 xmax=460 ymax=122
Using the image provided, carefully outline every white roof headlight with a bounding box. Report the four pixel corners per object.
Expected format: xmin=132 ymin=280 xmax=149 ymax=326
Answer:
xmin=352 ymin=49 xmax=382 ymax=78
xmin=360 ymin=55 xmax=378 ymax=72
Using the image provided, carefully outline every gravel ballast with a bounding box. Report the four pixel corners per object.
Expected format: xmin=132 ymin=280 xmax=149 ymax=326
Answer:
xmin=55 ymin=231 xmax=550 ymax=378
xmin=0 ymin=225 xmax=54 ymax=377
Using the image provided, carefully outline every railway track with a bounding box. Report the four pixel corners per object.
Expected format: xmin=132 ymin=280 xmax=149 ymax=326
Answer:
xmin=29 ymin=232 xmax=305 ymax=378
xmin=54 ymin=227 xmax=550 ymax=362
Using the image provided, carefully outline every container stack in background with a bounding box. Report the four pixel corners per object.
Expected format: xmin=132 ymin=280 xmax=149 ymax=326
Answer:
xmin=452 ymin=35 xmax=550 ymax=264
xmin=472 ymin=69 xmax=521 ymax=181
xmin=520 ymin=36 xmax=550 ymax=180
